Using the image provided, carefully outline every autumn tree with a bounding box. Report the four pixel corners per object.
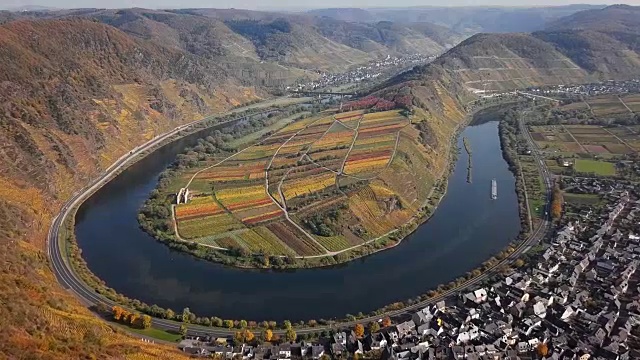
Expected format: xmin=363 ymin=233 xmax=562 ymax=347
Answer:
xmin=112 ymin=306 xmax=125 ymax=321
xmin=239 ymin=320 xmax=248 ymax=329
xmin=307 ymin=319 xmax=317 ymax=327
xmin=283 ymin=320 xmax=292 ymax=330
xmin=382 ymin=317 xmax=391 ymax=327
xmin=551 ymin=184 xmax=563 ymax=220
xmin=354 ymin=324 xmax=365 ymax=338
xmin=369 ymin=321 xmax=380 ymax=333
xmin=224 ymin=320 xmax=234 ymax=329
xmin=263 ymin=329 xmax=273 ymax=342
xmin=261 ymin=321 xmax=269 ymax=329
xmin=514 ymin=259 xmax=525 ymax=268
xmin=235 ymin=329 xmax=255 ymax=344
xmin=268 ymin=321 xmax=277 ymax=329
xmin=141 ymin=315 xmax=152 ymax=329
xmin=285 ymin=328 xmax=297 ymax=342
xmin=537 ymin=343 xmax=549 ymax=357
xmin=179 ymin=324 xmax=188 ymax=337
xmin=128 ymin=313 xmax=139 ymax=326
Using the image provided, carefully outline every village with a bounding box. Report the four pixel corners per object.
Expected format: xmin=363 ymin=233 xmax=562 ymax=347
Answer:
xmin=176 ymin=180 xmax=640 ymax=359
xmin=289 ymin=54 xmax=436 ymax=93
xmin=526 ymin=80 xmax=640 ymax=98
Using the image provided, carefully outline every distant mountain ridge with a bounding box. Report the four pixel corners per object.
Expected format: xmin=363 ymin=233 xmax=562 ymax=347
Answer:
xmin=309 ymin=5 xmax=604 ymax=35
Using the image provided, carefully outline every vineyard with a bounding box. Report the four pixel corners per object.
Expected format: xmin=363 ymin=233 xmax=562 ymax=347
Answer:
xmin=169 ymin=108 xmax=436 ymax=259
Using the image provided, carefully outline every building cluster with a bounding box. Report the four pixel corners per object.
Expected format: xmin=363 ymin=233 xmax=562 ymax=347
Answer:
xmin=526 ymin=80 xmax=640 ymax=97
xmin=177 ymin=185 xmax=640 ymax=360
xmin=290 ymin=54 xmax=435 ymax=92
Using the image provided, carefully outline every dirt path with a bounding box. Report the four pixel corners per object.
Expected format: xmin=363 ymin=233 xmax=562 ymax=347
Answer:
xmin=338 ymin=115 xmax=363 ymax=175
xmin=618 ymin=96 xmax=635 ymax=114
xmin=602 ymin=127 xmax=636 ymax=152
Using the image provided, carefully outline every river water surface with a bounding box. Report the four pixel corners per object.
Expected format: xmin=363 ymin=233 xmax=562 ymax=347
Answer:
xmin=75 ymin=117 xmax=520 ymax=321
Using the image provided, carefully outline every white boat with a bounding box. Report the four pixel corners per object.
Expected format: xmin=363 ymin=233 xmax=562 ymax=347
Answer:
xmin=491 ymin=179 xmax=497 ymax=200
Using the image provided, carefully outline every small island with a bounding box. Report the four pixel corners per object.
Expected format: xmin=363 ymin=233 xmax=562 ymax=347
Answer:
xmin=139 ymin=98 xmax=463 ymax=268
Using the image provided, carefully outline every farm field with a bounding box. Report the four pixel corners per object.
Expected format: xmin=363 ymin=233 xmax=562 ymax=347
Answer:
xmin=166 ymin=108 xmax=437 ymax=258
xmin=621 ymin=94 xmax=640 ymax=113
xmin=585 ymin=95 xmax=630 ymax=117
xmin=573 ymin=159 xmax=616 ymax=176
xmin=529 ymin=124 xmax=638 ymax=155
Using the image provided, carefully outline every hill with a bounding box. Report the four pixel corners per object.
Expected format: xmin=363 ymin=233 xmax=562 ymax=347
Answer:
xmin=307 ymin=7 xmax=377 ymax=22
xmin=11 ymin=7 xmax=459 ymax=73
xmin=546 ymin=4 xmax=640 ymax=34
xmin=0 ymin=18 xmax=258 ymax=358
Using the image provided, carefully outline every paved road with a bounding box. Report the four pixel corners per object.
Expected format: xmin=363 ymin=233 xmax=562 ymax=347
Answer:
xmin=47 ymin=102 xmax=554 ymax=340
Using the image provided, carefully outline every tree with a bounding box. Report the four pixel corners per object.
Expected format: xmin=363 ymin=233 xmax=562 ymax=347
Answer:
xmin=369 ymin=321 xmax=380 ymax=333
xmin=382 ymin=317 xmax=391 ymax=327
xmin=537 ymin=343 xmax=549 ymax=357
xmin=307 ymin=319 xmax=318 ymax=327
xmin=240 ymin=320 xmax=248 ymax=329
xmin=182 ymin=307 xmax=191 ymax=324
xmin=244 ymin=329 xmax=255 ymax=342
xmin=283 ymin=320 xmax=292 ymax=330
xmin=179 ymin=324 xmax=188 ymax=337
xmin=551 ymin=184 xmax=563 ymax=220
xmin=129 ymin=313 xmax=140 ymax=326
xmin=141 ymin=315 xmax=152 ymax=329
xmin=514 ymin=259 xmax=525 ymax=268
xmin=263 ymin=329 xmax=273 ymax=342
xmin=112 ymin=306 xmax=125 ymax=321
xmin=224 ymin=320 xmax=234 ymax=329
xmin=165 ymin=308 xmax=175 ymax=320
xmin=285 ymin=328 xmax=296 ymax=342
xmin=212 ymin=317 xmax=223 ymax=327
xmin=235 ymin=329 xmax=255 ymax=344
xmin=261 ymin=321 xmax=269 ymax=329
xmin=268 ymin=321 xmax=277 ymax=329
xmin=354 ymin=324 xmax=365 ymax=338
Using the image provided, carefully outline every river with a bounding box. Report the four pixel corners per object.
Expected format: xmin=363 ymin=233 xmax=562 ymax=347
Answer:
xmin=75 ymin=115 xmax=520 ymax=321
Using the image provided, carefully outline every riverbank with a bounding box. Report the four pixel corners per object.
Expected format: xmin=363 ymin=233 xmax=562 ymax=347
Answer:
xmin=463 ymin=137 xmax=472 ymax=183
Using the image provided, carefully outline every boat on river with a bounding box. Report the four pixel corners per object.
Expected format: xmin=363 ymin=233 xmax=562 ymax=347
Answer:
xmin=491 ymin=178 xmax=497 ymax=200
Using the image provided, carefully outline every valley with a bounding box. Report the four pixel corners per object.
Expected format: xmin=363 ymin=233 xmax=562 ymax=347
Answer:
xmin=1 ymin=3 xmax=640 ymax=358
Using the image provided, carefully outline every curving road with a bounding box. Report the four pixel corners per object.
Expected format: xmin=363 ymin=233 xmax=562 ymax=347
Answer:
xmin=47 ymin=101 xmax=553 ymax=339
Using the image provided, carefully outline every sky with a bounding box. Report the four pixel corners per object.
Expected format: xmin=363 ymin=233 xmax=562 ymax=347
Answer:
xmin=1 ymin=0 xmax=639 ymax=11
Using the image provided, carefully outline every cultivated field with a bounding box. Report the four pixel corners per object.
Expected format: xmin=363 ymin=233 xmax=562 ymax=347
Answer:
xmin=529 ymin=124 xmax=639 ymax=156
xmin=169 ymin=109 xmax=433 ymax=257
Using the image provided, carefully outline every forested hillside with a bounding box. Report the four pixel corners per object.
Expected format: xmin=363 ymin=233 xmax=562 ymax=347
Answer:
xmin=0 ymin=18 xmax=256 ymax=358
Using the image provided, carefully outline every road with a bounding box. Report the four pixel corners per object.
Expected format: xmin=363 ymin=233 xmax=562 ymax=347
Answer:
xmin=47 ymin=101 xmax=554 ymax=340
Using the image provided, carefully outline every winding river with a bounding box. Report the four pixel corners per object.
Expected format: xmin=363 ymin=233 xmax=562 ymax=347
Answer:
xmin=75 ymin=114 xmax=520 ymax=321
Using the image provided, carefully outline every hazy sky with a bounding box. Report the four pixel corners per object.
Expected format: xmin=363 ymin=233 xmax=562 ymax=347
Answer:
xmin=2 ymin=0 xmax=639 ymax=11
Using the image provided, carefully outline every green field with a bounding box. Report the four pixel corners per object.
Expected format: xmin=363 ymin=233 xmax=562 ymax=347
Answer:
xmin=573 ymin=159 xmax=616 ymax=176
xmin=113 ymin=323 xmax=182 ymax=342
xmin=564 ymin=193 xmax=601 ymax=206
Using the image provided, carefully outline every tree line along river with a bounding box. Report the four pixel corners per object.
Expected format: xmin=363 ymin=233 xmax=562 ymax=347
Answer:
xmin=74 ymin=112 xmax=521 ymax=321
